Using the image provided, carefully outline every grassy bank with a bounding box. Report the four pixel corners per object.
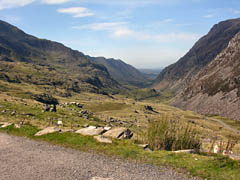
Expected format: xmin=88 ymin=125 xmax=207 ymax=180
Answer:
xmin=1 ymin=125 xmax=239 ymax=180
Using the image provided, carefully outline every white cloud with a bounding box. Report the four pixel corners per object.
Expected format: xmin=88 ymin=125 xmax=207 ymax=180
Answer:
xmin=74 ymin=22 xmax=128 ymax=31
xmin=57 ymin=7 xmax=94 ymax=18
xmin=74 ymin=22 xmax=201 ymax=42
xmin=113 ymin=28 xmax=134 ymax=37
xmin=71 ymin=0 xmax=182 ymax=7
xmin=202 ymin=14 xmax=215 ymax=18
xmin=229 ymin=8 xmax=240 ymax=14
xmin=42 ymin=0 xmax=70 ymax=4
xmin=0 ymin=0 xmax=35 ymax=10
xmin=162 ymin=18 xmax=174 ymax=23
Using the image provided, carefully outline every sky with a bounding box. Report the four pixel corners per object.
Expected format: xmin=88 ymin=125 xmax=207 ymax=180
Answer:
xmin=0 ymin=0 xmax=240 ymax=68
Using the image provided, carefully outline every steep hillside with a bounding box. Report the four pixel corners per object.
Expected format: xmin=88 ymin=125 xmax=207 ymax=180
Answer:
xmin=88 ymin=56 xmax=150 ymax=87
xmin=0 ymin=20 xmax=120 ymax=95
xmin=154 ymin=18 xmax=240 ymax=93
xmin=173 ymin=32 xmax=240 ymax=121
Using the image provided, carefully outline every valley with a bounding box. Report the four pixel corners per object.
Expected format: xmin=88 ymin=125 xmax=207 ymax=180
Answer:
xmin=0 ymin=17 xmax=240 ymax=180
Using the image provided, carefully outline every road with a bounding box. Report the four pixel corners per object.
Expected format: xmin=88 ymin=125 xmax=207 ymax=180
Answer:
xmin=0 ymin=133 xmax=200 ymax=180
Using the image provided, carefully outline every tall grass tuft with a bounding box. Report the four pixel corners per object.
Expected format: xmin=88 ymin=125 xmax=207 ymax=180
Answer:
xmin=147 ymin=114 xmax=201 ymax=151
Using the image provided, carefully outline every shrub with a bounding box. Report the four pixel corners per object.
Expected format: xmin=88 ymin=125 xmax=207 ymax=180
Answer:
xmin=147 ymin=115 xmax=201 ymax=151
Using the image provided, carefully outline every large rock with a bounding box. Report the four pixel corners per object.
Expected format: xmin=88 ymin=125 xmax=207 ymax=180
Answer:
xmin=103 ymin=127 xmax=133 ymax=139
xmin=34 ymin=127 xmax=61 ymax=136
xmin=94 ymin=135 xmax=112 ymax=144
xmin=75 ymin=126 xmax=104 ymax=136
xmin=0 ymin=122 xmax=13 ymax=128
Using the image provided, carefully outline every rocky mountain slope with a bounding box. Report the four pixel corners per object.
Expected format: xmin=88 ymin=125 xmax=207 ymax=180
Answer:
xmin=0 ymin=20 xmax=122 ymax=95
xmin=154 ymin=18 xmax=240 ymax=93
xmin=173 ymin=32 xmax=240 ymax=120
xmin=88 ymin=56 xmax=150 ymax=87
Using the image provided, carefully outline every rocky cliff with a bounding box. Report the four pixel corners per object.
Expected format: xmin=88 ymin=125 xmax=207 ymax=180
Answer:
xmin=173 ymin=32 xmax=240 ymax=120
xmin=154 ymin=18 xmax=240 ymax=94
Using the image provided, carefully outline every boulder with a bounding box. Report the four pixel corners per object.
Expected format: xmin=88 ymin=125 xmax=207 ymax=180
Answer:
xmin=144 ymin=105 xmax=153 ymax=111
xmin=103 ymin=127 xmax=133 ymax=139
xmin=0 ymin=122 xmax=13 ymax=128
xmin=14 ymin=124 xmax=21 ymax=129
xmin=75 ymin=126 xmax=104 ymax=136
xmin=94 ymin=135 xmax=112 ymax=144
xmin=138 ymin=144 xmax=149 ymax=149
xmin=104 ymin=126 xmax=112 ymax=131
xmin=34 ymin=127 xmax=61 ymax=136
xmin=173 ymin=149 xmax=196 ymax=154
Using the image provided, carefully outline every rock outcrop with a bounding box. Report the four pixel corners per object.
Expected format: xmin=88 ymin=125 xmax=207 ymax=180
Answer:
xmin=34 ymin=127 xmax=61 ymax=136
xmin=174 ymin=32 xmax=240 ymax=120
xmin=103 ymin=127 xmax=133 ymax=139
xmin=75 ymin=126 xmax=105 ymax=136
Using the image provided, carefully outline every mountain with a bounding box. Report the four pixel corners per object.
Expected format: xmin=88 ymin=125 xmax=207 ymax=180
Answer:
xmin=88 ymin=56 xmax=150 ymax=87
xmin=0 ymin=20 xmax=121 ymax=96
xmin=154 ymin=18 xmax=240 ymax=93
xmin=173 ymin=31 xmax=240 ymax=121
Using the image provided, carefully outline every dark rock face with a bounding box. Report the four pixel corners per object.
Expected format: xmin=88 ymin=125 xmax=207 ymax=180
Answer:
xmin=174 ymin=32 xmax=240 ymax=121
xmin=154 ymin=18 xmax=240 ymax=93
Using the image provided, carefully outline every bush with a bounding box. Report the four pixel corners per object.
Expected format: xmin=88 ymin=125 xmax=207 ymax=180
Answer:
xmin=147 ymin=115 xmax=201 ymax=151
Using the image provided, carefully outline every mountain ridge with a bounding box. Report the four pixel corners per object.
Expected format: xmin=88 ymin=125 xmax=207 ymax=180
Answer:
xmin=153 ymin=18 xmax=240 ymax=94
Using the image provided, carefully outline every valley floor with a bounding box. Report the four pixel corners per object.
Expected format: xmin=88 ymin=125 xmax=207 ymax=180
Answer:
xmin=0 ymin=133 xmax=198 ymax=180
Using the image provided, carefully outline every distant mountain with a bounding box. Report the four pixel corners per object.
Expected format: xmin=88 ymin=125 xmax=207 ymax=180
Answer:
xmin=88 ymin=56 xmax=150 ymax=87
xmin=174 ymin=31 xmax=240 ymax=120
xmin=138 ymin=68 xmax=163 ymax=80
xmin=154 ymin=18 xmax=240 ymax=93
xmin=0 ymin=20 xmax=122 ymax=96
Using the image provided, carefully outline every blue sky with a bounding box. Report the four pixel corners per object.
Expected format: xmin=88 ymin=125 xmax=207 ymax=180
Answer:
xmin=0 ymin=0 xmax=240 ymax=68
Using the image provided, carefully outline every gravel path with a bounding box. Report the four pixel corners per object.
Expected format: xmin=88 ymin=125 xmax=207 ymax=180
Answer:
xmin=0 ymin=133 xmax=199 ymax=180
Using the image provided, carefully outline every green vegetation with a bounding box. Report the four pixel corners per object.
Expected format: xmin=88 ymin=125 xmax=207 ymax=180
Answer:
xmin=86 ymin=102 xmax=130 ymax=112
xmin=0 ymin=125 xmax=240 ymax=180
xmin=147 ymin=115 xmax=201 ymax=151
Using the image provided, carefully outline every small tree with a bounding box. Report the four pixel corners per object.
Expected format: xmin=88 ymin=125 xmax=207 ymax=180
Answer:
xmin=34 ymin=93 xmax=59 ymax=112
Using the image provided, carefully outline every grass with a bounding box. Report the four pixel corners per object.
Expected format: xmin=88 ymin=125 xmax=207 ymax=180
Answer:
xmin=0 ymin=124 xmax=240 ymax=180
xmin=210 ymin=116 xmax=240 ymax=131
xmin=86 ymin=102 xmax=130 ymax=112
xmin=147 ymin=115 xmax=201 ymax=151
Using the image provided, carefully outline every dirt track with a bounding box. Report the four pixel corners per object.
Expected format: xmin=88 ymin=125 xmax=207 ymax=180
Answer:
xmin=0 ymin=133 xmax=199 ymax=180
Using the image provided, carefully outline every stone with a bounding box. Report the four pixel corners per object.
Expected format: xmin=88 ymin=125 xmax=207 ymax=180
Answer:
xmin=0 ymin=122 xmax=13 ymax=128
xmin=138 ymin=144 xmax=149 ymax=149
xmin=144 ymin=105 xmax=154 ymax=111
xmin=75 ymin=126 xmax=104 ymax=136
xmin=104 ymin=126 xmax=112 ymax=131
xmin=94 ymin=135 xmax=112 ymax=144
xmin=213 ymin=144 xmax=219 ymax=154
xmin=11 ymin=111 xmax=16 ymax=116
xmin=103 ymin=127 xmax=133 ymax=139
xmin=83 ymin=124 xmax=89 ymax=128
xmin=34 ymin=127 xmax=61 ymax=136
xmin=173 ymin=149 xmax=196 ymax=154
xmin=57 ymin=120 xmax=63 ymax=126
xmin=60 ymin=129 xmax=74 ymax=133
xmin=14 ymin=124 xmax=21 ymax=128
